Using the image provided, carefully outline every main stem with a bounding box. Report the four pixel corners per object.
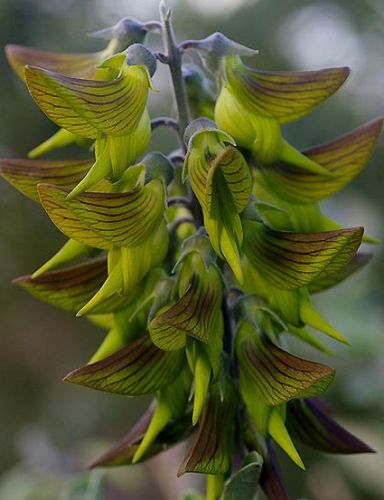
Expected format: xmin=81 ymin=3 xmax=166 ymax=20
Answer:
xmin=160 ymin=4 xmax=190 ymax=148
xmin=160 ymin=3 xmax=204 ymax=227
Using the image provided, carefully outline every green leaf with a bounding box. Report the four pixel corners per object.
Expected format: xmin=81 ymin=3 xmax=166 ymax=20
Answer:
xmin=308 ymin=252 xmax=372 ymax=294
xmin=64 ymin=334 xmax=185 ymax=395
xmin=38 ymin=179 xmax=165 ymax=249
xmin=149 ymin=265 xmax=223 ymax=350
xmin=243 ymin=221 xmax=363 ymax=290
xmin=222 ymin=452 xmax=263 ymax=500
xmin=225 ymin=56 xmax=349 ymax=124
xmin=287 ymin=398 xmax=374 ymax=454
xmin=236 ymin=323 xmax=335 ymax=406
xmin=259 ymin=118 xmax=383 ymax=204
xmin=5 ymin=44 xmax=106 ymax=82
xmin=178 ymin=381 xmax=236 ymax=476
xmin=14 ymin=259 xmax=108 ymax=314
xmin=25 ymin=63 xmax=151 ymax=138
xmin=0 ymin=157 xmax=93 ymax=202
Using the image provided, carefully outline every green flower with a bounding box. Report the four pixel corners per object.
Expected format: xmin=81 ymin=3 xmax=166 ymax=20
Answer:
xmin=184 ymin=119 xmax=252 ymax=281
xmin=25 ymin=47 xmax=156 ymax=197
xmin=215 ymin=55 xmax=349 ymax=173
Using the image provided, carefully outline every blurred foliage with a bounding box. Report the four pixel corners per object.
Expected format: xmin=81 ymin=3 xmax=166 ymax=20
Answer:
xmin=0 ymin=0 xmax=383 ymax=499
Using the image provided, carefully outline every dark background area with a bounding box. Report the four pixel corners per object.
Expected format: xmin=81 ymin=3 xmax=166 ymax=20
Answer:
xmin=0 ymin=0 xmax=383 ymax=498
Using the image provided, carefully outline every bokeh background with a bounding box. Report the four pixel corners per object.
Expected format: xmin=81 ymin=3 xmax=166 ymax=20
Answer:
xmin=0 ymin=0 xmax=383 ymax=498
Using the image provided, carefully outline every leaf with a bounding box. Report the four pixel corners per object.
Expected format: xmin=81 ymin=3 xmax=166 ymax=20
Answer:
xmin=38 ymin=179 xmax=165 ymax=249
xmin=237 ymin=323 xmax=335 ymax=406
xmin=178 ymin=381 xmax=236 ymax=476
xmin=0 ymin=157 xmax=93 ymax=201
xmin=286 ymin=398 xmax=374 ymax=454
xmin=149 ymin=267 xmax=223 ymax=350
xmin=25 ymin=64 xmax=150 ymax=138
xmin=64 ymin=334 xmax=185 ymax=395
xmin=5 ymin=44 xmax=105 ymax=82
xmin=14 ymin=259 xmax=108 ymax=313
xmin=308 ymin=252 xmax=372 ymax=294
xmin=260 ymin=118 xmax=383 ymax=204
xmin=222 ymin=452 xmax=263 ymax=500
xmin=243 ymin=221 xmax=363 ymax=290
xmin=226 ymin=56 xmax=349 ymax=123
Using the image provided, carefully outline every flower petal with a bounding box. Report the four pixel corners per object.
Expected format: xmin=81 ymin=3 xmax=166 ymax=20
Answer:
xmin=64 ymin=334 xmax=185 ymax=395
xmin=25 ymin=63 xmax=150 ymax=138
xmin=38 ymin=180 xmax=165 ymax=249
xmin=149 ymin=267 xmax=222 ymax=350
xmin=178 ymin=381 xmax=236 ymax=476
xmin=5 ymin=44 xmax=105 ymax=82
xmin=287 ymin=398 xmax=374 ymax=454
xmin=259 ymin=118 xmax=383 ymax=204
xmin=0 ymin=157 xmax=92 ymax=202
xmin=14 ymin=259 xmax=108 ymax=313
xmin=237 ymin=323 xmax=335 ymax=406
xmin=309 ymin=252 xmax=372 ymax=294
xmin=243 ymin=221 xmax=363 ymax=290
xmin=226 ymin=56 xmax=349 ymax=123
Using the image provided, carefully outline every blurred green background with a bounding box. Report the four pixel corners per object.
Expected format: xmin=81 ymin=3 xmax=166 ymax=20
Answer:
xmin=0 ymin=0 xmax=383 ymax=498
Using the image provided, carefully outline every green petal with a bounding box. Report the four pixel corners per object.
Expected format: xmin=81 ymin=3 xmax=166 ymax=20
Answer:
xmin=28 ymin=129 xmax=93 ymax=159
xmin=5 ymin=44 xmax=106 ymax=82
xmin=236 ymin=323 xmax=335 ymax=406
xmin=225 ymin=56 xmax=349 ymax=123
xmin=178 ymin=381 xmax=236 ymax=476
xmin=206 ymin=145 xmax=252 ymax=214
xmin=309 ymin=252 xmax=372 ymax=294
xmin=32 ymin=239 xmax=99 ymax=278
xmin=243 ymin=221 xmax=363 ymax=290
xmin=78 ymin=222 xmax=169 ymax=316
xmin=132 ymin=369 xmax=192 ymax=462
xmin=14 ymin=258 xmax=107 ymax=313
xmin=268 ymin=408 xmax=305 ymax=469
xmin=38 ymin=179 xmax=165 ymax=249
xmin=149 ymin=266 xmax=222 ymax=350
xmin=0 ymin=157 xmax=93 ymax=202
xmin=64 ymin=334 xmax=185 ymax=395
xmin=38 ymin=184 xmax=110 ymax=249
xmin=25 ymin=63 xmax=150 ymax=138
xmin=259 ymin=118 xmax=383 ymax=204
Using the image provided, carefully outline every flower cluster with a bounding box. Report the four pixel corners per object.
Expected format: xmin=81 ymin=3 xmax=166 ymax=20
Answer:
xmin=1 ymin=6 xmax=381 ymax=500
